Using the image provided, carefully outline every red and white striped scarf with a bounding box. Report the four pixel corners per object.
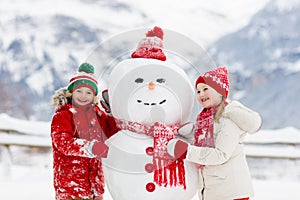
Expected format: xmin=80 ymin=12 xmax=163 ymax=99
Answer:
xmin=115 ymin=119 xmax=186 ymax=189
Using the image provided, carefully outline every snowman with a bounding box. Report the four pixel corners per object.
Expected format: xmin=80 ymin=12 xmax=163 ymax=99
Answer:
xmin=102 ymin=27 xmax=199 ymax=200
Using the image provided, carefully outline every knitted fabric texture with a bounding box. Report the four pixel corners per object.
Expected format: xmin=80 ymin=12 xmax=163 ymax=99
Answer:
xmin=131 ymin=26 xmax=167 ymax=61
xmin=195 ymin=66 xmax=229 ymax=98
xmin=194 ymin=107 xmax=215 ymax=169
xmin=115 ymin=119 xmax=186 ymax=189
xmin=67 ymin=62 xmax=99 ymax=95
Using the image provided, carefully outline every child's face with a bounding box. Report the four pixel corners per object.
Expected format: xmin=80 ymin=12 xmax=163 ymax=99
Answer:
xmin=196 ymin=83 xmax=222 ymax=108
xmin=72 ymin=87 xmax=94 ymax=106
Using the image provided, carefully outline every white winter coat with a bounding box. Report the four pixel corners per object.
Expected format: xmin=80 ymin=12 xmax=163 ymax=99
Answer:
xmin=186 ymin=100 xmax=262 ymax=200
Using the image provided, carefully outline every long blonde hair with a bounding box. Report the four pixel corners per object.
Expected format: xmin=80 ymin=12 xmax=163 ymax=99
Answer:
xmin=214 ymin=97 xmax=226 ymax=123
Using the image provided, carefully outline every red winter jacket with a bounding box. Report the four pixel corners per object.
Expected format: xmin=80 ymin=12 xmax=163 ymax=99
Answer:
xmin=51 ymin=103 xmax=118 ymax=200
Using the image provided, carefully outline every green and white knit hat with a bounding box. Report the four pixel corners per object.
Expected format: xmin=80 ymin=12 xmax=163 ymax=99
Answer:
xmin=67 ymin=62 xmax=98 ymax=95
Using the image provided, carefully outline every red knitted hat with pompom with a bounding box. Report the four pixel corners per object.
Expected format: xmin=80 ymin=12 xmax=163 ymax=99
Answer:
xmin=131 ymin=26 xmax=166 ymax=61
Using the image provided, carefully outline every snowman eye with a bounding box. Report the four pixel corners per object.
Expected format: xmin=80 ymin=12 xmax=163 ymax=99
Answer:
xmin=156 ymin=78 xmax=166 ymax=83
xmin=135 ymin=78 xmax=144 ymax=83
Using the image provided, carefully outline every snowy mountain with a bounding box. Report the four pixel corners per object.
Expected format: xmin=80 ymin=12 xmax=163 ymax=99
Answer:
xmin=1 ymin=0 xmax=298 ymax=129
xmin=210 ymin=0 xmax=300 ymax=128
xmin=0 ymin=0 xmax=151 ymax=120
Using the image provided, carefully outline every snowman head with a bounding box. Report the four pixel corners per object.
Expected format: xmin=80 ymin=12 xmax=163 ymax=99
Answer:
xmin=108 ymin=27 xmax=194 ymax=126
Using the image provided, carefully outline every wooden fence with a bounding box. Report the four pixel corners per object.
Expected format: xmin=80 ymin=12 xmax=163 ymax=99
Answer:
xmin=1 ymin=128 xmax=300 ymax=160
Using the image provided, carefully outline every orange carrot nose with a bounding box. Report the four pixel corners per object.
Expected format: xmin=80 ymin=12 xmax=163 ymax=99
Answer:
xmin=148 ymin=81 xmax=155 ymax=90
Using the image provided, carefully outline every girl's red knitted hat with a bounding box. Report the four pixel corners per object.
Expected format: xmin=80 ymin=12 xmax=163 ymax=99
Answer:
xmin=195 ymin=66 xmax=229 ymax=98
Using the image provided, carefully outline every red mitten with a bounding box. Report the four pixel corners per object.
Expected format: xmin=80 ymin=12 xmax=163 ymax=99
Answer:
xmin=92 ymin=141 xmax=109 ymax=159
xmin=167 ymin=139 xmax=188 ymax=160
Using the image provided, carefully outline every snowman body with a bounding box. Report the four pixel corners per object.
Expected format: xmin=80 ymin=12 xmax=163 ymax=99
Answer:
xmin=103 ymin=58 xmax=199 ymax=200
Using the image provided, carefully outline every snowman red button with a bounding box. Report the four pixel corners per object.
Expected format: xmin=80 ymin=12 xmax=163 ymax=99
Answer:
xmin=145 ymin=163 xmax=154 ymax=173
xmin=145 ymin=147 xmax=154 ymax=155
xmin=146 ymin=182 xmax=156 ymax=192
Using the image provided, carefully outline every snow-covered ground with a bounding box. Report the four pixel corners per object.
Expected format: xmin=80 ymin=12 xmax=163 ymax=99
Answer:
xmin=1 ymin=0 xmax=299 ymax=198
xmin=0 ymin=114 xmax=300 ymax=199
xmin=0 ymin=164 xmax=300 ymax=199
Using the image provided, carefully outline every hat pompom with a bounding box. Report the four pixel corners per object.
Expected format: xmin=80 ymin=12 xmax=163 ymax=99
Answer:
xmin=131 ymin=26 xmax=166 ymax=61
xmin=146 ymin=26 xmax=164 ymax=39
xmin=78 ymin=62 xmax=94 ymax=74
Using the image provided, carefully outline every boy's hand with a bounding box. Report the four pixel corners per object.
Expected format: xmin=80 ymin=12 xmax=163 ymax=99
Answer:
xmin=92 ymin=141 xmax=109 ymax=159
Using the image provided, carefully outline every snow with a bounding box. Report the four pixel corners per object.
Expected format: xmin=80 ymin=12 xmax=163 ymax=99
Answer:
xmin=0 ymin=113 xmax=50 ymax=136
xmin=0 ymin=168 xmax=300 ymax=200
xmin=286 ymin=59 xmax=300 ymax=73
xmin=245 ymin=145 xmax=300 ymax=159
xmin=0 ymin=114 xmax=300 ymax=199
xmin=274 ymin=0 xmax=300 ymax=12
xmin=245 ymin=127 xmax=300 ymax=144
xmin=0 ymin=166 xmax=299 ymax=200
xmin=0 ymin=0 xmax=270 ymax=49
xmin=117 ymin=0 xmax=270 ymax=47
xmin=1 ymin=0 xmax=299 ymax=198
xmin=0 ymin=133 xmax=50 ymax=147
xmin=26 ymin=66 xmax=55 ymax=96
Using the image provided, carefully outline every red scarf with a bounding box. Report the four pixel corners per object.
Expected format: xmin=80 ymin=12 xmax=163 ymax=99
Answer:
xmin=194 ymin=107 xmax=215 ymax=169
xmin=115 ymin=119 xmax=186 ymax=189
xmin=194 ymin=102 xmax=228 ymax=169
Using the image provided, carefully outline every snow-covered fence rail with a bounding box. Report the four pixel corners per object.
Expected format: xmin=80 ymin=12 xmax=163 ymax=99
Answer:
xmin=244 ymin=127 xmax=300 ymax=160
xmin=1 ymin=114 xmax=300 ymax=160
xmin=0 ymin=114 xmax=51 ymax=148
xmin=245 ymin=144 xmax=300 ymax=160
xmin=0 ymin=114 xmax=52 ymax=179
xmin=0 ymin=131 xmax=51 ymax=148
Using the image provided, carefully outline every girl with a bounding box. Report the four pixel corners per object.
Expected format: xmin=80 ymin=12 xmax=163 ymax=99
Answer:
xmin=51 ymin=62 xmax=119 ymax=200
xmin=167 ymin=66 xmax=262 ymax=200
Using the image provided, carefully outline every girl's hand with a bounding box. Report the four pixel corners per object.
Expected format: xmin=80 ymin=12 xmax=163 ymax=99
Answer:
xmin=167 ymin=139 xmax=188 ymax=160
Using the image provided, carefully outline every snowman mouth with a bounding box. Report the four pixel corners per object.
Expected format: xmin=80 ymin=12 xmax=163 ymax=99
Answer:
xmin=137 ymin=99 xmax=167 ymax=106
